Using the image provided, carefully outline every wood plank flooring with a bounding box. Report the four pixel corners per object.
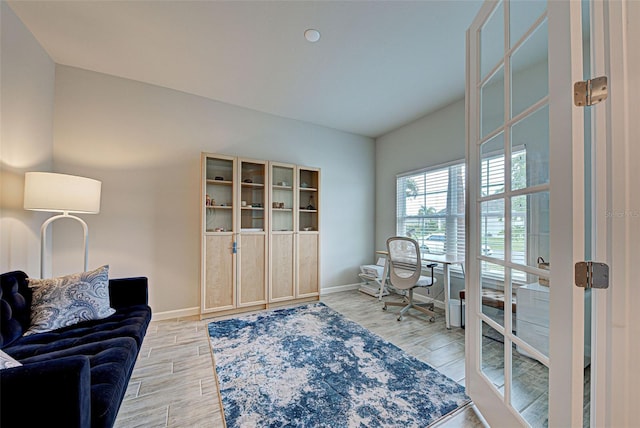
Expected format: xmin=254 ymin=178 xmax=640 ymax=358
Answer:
xmin=114 ymin=290 xmax=489 ymax=427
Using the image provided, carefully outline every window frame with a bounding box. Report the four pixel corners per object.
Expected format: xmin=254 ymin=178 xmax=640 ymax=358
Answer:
xmin=395 ymin=159 xmax=466 ymax=274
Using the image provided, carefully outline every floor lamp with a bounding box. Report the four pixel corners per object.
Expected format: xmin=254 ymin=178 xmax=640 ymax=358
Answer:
xmin=24 ymin=172 xmax=102 ymax=278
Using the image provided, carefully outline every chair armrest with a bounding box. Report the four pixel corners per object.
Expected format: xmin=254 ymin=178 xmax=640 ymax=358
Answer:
xmin=424 ymin=263 xmax=437 ymax=283
xmin=109 ymin=277 xmax=149 ymax=309
xmin=0 ymin=356 xmax=92 ymax=428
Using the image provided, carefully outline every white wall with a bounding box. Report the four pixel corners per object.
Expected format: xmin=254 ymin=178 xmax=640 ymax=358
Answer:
xmin=0 ymin=2 xmax=55 ymax=275
xmin=52 ymin=65 xmax=375 ymax=314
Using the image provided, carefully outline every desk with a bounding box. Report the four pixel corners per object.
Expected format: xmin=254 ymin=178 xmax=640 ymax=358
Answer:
xmin=375 ymin=251 xmax=464 ymax=329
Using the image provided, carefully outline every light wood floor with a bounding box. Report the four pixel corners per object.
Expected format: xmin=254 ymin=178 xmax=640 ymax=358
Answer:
xmin=114 ymin=290 xmax=489 ymax=427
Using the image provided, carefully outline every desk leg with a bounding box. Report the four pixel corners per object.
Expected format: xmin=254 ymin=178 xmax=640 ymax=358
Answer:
xmin=377 ymin=257 xmax=390 ymax=301
xmin=444 ymin=263 xmax=451 ymax=329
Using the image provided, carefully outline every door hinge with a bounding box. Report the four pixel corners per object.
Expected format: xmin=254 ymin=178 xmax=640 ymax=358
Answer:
xmin=575 ymin=261 xmax=609 ymax=289
xmin=574 ymin=76 xmax=608 ymax=107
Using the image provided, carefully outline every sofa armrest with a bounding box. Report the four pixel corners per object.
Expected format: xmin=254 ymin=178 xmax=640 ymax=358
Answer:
xmin=0 ymin=356 xmax=92 ymax=428
xmin=109 ymin=277 xmax=149 ymax=309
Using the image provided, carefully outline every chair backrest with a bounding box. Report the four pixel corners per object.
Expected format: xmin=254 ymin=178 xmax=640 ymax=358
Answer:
xmin=386 ymin=237 xmax=422 ymax=290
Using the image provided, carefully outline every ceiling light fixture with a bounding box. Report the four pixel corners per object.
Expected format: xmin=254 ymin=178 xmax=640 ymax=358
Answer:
xmin=304 ymin=29 xmax=321 ymax=43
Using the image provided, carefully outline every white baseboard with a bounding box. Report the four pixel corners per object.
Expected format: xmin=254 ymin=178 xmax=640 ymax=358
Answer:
xmin=320 ymin=283 xmax=361 ymax=295
xmin=152 ymin=306 xmax=200 ymax=321
xmin=150 ymin=288 xmax=447 ymax=320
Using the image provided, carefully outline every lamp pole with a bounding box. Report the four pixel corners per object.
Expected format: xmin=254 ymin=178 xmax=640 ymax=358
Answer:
xmin=40 ymin=211 xmax=89 ymax=278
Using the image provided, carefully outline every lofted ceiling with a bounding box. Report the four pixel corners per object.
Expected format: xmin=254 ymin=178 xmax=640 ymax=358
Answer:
xmin=8 ymin=0 xmax=483 ymax=138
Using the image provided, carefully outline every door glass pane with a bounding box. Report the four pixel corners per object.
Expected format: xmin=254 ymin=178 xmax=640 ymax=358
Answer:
xmin=206 ymin=157 xmax=234 ymax=233
xmin=481 ymin=133 xmax=505 ymax=196
xmin=240 ymin=162 xmax=265 ymax=231
xmin=511 ymin=20 xmax=549 ymax=118
xmin=481 ymin=1 xmax=504 ymax=80
xmin=272 ymin=166 xmax=294 ymax=232
xmin=510 ymin=0 xmax=546 ymax=48
xmin=512 ymin=266 xmax=549 ymax=427
xmin=512 ymin=345 xmax=549 ymax=427
xmin=481 ymin=66 xmax=505 ymax=138
xmin=511 ymin=191 xmax=549 ymax=268
xmin=482 ymin=199 xmax=504 ymax=261
xmin=511 ymin=106 xmax=550 ymax=190
xmin=481 ymin=320 xmax=505 ymax=394
xmin=481 ymin=261 xmax=506 ymax=327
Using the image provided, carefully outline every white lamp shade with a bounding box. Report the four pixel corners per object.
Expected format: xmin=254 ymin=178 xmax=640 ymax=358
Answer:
xmin=24 ymin=172 xmax=102 ymax=214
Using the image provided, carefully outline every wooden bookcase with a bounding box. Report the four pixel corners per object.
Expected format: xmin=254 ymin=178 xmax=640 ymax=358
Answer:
xmin=201 ymin=154 xmax=320 ymax=318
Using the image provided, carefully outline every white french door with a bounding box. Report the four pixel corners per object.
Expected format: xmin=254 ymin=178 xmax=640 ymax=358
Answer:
xmin=466 ymin=1 xmax=592 ymax=426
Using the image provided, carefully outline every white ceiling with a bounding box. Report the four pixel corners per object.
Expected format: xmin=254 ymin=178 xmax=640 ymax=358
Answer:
xmin=8 ymin=0 xmax=483 ymax=138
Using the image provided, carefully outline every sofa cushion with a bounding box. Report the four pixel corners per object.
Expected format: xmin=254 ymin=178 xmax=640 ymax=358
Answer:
xmin=25 ymin=265 xmax=115 ymax=336
xmin=4 ymin=305 xmax=151 ymax=360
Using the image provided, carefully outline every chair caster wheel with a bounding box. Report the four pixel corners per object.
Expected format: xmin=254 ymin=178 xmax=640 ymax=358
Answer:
xmin=382 ymin=305 xmax=387 ymax=311
xmin=397 ymin=316 xmax=403 ymax=321
xmin=429 ymin=317 xmax=436 ymax=322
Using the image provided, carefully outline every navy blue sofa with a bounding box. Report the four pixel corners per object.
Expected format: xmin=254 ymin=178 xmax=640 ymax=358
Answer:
xmin=0 ymin=270 xmax=152 ymax=428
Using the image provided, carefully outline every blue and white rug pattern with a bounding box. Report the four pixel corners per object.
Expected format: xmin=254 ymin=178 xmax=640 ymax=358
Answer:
xmin=208 ymin=302 xmax=469 ymax=427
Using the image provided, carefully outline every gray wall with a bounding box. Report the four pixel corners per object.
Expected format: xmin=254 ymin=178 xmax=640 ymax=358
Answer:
xmin=51 ymin=66 xmax=375 ymax=314
xmin=0 ymin=2 xmax=55 ymax=275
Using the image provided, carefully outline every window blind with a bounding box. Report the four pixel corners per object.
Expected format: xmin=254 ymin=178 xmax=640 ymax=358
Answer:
xmin=396 ymin=162 xmax=466 ymax=259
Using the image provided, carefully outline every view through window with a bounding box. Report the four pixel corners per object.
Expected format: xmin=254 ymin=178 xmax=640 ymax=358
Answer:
xmin=396 ymin=162 xmax=466 ymax=259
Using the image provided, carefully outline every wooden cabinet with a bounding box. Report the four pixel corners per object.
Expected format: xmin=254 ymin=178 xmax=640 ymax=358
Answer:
xmin=296 ymin=166 xmax=320 ymax=297
xmin=202 ymin=155 xmax=236 ymax=314
xmin=269 ymin=162 xmax=296 ymax=302
xmin=201 ymin=154 xmax=320 ymax=317
xmin=237 ymin=159 xmax=268 ymax=307
xmin=203 ymin=234 xmax=235 ymax=311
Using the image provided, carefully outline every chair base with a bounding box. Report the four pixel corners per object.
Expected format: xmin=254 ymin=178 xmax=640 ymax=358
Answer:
xmin=382 ymin=290 xmax=436 ymax=322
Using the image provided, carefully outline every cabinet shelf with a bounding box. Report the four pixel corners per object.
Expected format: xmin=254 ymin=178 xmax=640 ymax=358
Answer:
xmin=273 ymin=208 xmax=292 ymax=212
xmin=299 ymin=209 xmax=318 ymax=213
xmin=241 ymin=182 xmax=265 ymax=188
xmin=241 ymin=206 xmax=264 ymax=211
xmin=272 ymin=185 xmax=293 ymax=190
xmin=207 ymin=205 xmax=233 ymax=209
xmin=299 ymin=187 xmax=318 ymax=192
xmin=206 ymin=179 xmax=233 ymax=185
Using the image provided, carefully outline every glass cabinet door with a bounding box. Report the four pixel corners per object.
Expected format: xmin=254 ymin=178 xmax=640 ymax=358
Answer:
xmin=204 ymin=156 xmax=235 ymax=233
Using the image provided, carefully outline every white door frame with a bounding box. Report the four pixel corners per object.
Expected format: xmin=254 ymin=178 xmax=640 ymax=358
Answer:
xmin=546 ymin=1 xmax=587 ymax=425
xmin=591 ymin=1 xmax=639 ymax=427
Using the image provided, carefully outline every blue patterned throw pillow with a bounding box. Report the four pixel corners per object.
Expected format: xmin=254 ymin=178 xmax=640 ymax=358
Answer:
xmin=25 ymin=265 xmax=115 ymax=336
xmin=0 ymin=349 xmax=21 ymax=370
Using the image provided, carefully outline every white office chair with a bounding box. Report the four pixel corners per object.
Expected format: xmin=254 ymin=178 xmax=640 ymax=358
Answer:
xmin=383 ymin=236 xmax=437 ymax=322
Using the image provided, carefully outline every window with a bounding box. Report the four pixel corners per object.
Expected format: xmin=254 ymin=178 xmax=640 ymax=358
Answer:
xmin=396 ymin=162 xmax=466 ymax=259
xmin=395 ymin=149 xmax=530 ymax=284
